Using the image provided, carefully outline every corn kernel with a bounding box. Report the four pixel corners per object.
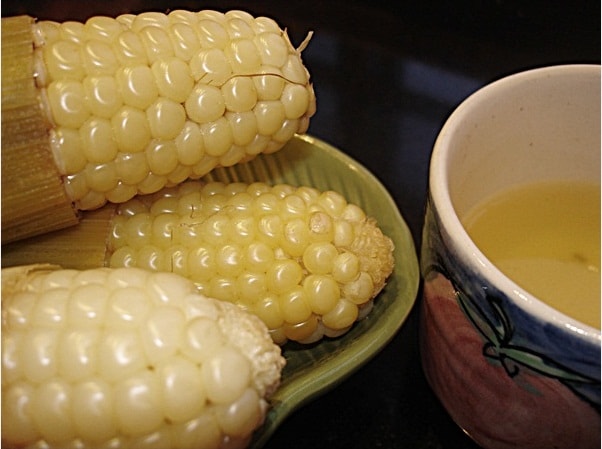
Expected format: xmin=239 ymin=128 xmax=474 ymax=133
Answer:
xmin=342 ymin=271 xmax=375 ymax=305
xmin=225 ymin=38 xmax=261 ymax=74
xmin=2 ymin=382 xmax=39 ymax=444
xmin=83 ymin=75 xmax=122 ymax=119
xmin=31 ymin=379 xmax=76 ymax=442
xmin=189 ymin=48 xmax=231 ymax=85
xmin=214 ymin=388 xmax=262 ymax=438
xmin=109 ymin=246 xmax=137 ymax=267
xmin=303 ymin=274 xmax=340 ymax=315
xmin=279 ymin=287 xmax=312 ymax=325
xmin=222 ymin=76 xmax=257 ymax=112
xmin=322 ymin=298 xmax=358 ymax=330
xmin=85 ymin=16 xmax=123 ymax=42
xmin=47 ymin=80 xmax=89 ymax=128
xmin=35 ymin=20 xmax=60 ymax=45
xmin=44 ymin=40 xmax=85 ymax=81
xmin=114 ymin=151 xmax=150 ymax=185
xmin=72 ymin=379 xmax=116 ymax=442
xmin=175 ymin=121 xmax=205 ymax=165
xmin=78 ymin=190 xmax=108 ymax=211
xmin=115 ymin=65 xmax=158 ymax=110
xmin=145 ymin=140 xmax=179 ymax=176
xmin=266 ymin=259 xmax=303 ymax=294
xmin=237 ymin=272 xmax=268 ymax=303
xmin=254 ymin=100 xmax=286 ymax=135
xmin=253 ymin=68 xmax=286 ymax=101
xmin=168 ymin=22 xmax=200 ymax=61
xmin=185 ymin=84 xmax=225 ymax=124
xmin=187 ymin=245 xmax=216 ymax=282
xmin=113 ymin=30 xmax=148 ymax=66
xmin=253 ymin=295 xmax=284 ymax=330
xmin=49 ymin=127 xmax=86 ymax=174
xmin=114 ymin=370 xmax=163 ymax=436
xmin=141 ymin=306 xmax=186 ymax=364
xmin=98 ymin=329 xmax=145 ymax=382
xmin=137 ymin=173 xmax=168 ymax=195
xmin=82 ymin=39 xmax=118 ymax=76
xmin=255 ymin=33 xmax=289 ymax=67
xmin=282 ymin=218 xmax=311 ymax=257
xmin=197 ymin=19 xmax=229 ymax=49
xmin=272 ymin=118 xmax=299 ymax=143
xmin=139 ymin=25 xmax=174 ymax=63
xmin=159 ymin=356 xmax=206 ymax=423
xmin=224 ymin=15 xmax=255 ymax=40
xmin=151 ymin=57 xmax=194 ymax=103
xmin=63 ymin=172 xmax=89 ymax=201
xmin=111 ymin=106 xmax=151 ymax=153
xmin=131 ymin=12 xmax=169 ymax=32
xmin=136 ymin=245 xmax=167 ymax=272
xmin=303 ymin=242 xmax=338 ymax=274
xmin=168 ymin=9 xmax=198 ymax=25
xmin=282 ymin=314 xmax=319 ymax=342
xmin=22 ymin=329 xmax=59 ymax=383
xmin=106 ymin=182 xmax=139 ymax=204
xmin=332 ymin=252 xmax=361 ymax=283
xmin=216 ymin=244 xmax=244 ymax=278
xmin=282 ymin=83 xmax=310 ymax=119
xmin=146 ymin=98 xmax=186 ymax=140
xmin=84 ymin=162 xmax=118 ymax=193
xmin=282 ymin=53 xmax=308 ymax=85
xmin=203 ymin=346 xmax=251 ymax=406
xmin=167 ymin=164 xmax=193 ymax=186
xmin=79 ymin=117 xmax=118 ymax=163
xmin=200 ymin=117 xmax=233 ymax=157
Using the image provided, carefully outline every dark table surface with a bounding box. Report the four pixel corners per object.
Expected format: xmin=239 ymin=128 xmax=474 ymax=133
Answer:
xmin=3 ymin=1 xmax=600 ymax=448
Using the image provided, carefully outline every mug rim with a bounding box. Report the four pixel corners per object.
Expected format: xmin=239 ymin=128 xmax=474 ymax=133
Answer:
xmin=429 ymin=63 xmax=601 ymax=345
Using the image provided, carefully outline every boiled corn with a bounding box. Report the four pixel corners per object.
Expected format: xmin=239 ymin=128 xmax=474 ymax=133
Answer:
xmin=3 ymin=181 xmax=395 ymax=344
xmin=1 ymin=264 xmax=285 ymax=449
xmin=35 ymin=9 xmax=316 ymax=210
xmin=1 ymin=10 xmax=315 ymax=243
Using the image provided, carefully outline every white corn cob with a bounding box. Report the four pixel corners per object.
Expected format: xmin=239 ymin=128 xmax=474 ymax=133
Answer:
xmin=2 ymin=180 xmax=396 ymax=344
xmin=16 ymin=9 xmax=315 ymax=211
xmin=108 ymin=181 xmax=395 ymax=343
xmin=1 ymin=264 xmax=285 ymax=449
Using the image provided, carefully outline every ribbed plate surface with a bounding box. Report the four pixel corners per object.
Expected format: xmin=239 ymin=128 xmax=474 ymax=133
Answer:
xmin=203 ymin=134 xmax=420 ymax=448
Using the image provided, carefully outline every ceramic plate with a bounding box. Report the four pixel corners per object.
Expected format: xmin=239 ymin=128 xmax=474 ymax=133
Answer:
xmin=203 ymin=134 xmax=420 ymax=448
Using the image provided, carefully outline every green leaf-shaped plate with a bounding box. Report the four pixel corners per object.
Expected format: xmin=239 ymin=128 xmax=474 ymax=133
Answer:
xmin=203 ymin=134 xmax=420 ymax=448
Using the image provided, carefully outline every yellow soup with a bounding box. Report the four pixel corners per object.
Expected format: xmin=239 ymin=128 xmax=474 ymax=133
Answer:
xmin=462 ymin=181 xmax=601 ymax=329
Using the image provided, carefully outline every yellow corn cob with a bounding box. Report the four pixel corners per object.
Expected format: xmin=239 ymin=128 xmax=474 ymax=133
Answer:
xmin=1 ymin=10 xmax=315 ymax=243
xmin=1 ymin=264 xmax=285 ymax=449
xmin=2 ymin=181 xmax=395 ymax=345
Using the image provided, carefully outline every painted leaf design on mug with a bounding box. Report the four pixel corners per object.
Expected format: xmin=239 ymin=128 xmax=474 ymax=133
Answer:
xmin=454 ymin=285 xmax=599 ymax=409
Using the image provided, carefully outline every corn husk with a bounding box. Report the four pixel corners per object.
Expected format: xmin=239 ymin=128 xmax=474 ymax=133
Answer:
xmin=1 ymin=206 xmax=113 ymax=269
xmin=1 ymin=15 xmax=78 ymax=244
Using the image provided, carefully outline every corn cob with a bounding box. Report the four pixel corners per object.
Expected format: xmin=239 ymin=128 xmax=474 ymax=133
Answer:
xmin=3 ymin=181 xmax=395 ymax=344
xmin=1 ymin=264 xmax=285 ymax=449
xmin=1 ymin=10 xmax=315 ymax=243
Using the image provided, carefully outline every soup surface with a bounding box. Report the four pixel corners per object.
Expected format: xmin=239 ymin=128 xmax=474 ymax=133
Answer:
xmin=462 ymin=181 xmax=601 ymax=329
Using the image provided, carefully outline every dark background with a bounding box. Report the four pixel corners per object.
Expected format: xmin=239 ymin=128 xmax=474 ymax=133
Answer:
xmin=3 ymin=1 xmax=599 ymax=448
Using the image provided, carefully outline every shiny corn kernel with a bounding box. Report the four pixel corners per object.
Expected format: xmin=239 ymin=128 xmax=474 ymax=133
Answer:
xmin=111 ymin=106 xmax=151 ymax=153
xmin=83 ymin=75 xmax=122 ymax=119
xmin=115 ymin=65 xmax=158 ymax=109
xmin=46 ymin=80 xmax=89 ymax=128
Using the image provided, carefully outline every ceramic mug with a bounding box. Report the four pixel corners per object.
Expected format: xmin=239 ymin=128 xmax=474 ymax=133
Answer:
xmin=420 ymin=64 xmax=601 ymax=449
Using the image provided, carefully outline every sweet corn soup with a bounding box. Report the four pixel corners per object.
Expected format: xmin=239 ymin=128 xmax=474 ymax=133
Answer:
xmin=462 ymin=181 xmax=601 ymax=329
